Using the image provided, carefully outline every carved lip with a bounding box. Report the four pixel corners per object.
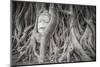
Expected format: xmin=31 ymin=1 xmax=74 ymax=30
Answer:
xmin=39 ymin=27 xmax=45 ymax=29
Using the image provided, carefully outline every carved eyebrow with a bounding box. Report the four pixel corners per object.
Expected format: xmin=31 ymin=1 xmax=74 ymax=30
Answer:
xmin=39 ymin=19 xmax=49 ymax=23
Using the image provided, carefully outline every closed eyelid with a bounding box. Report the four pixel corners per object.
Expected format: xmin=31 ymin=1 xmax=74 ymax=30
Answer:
xmin=39 ymin=19 xmax=49 ymax=23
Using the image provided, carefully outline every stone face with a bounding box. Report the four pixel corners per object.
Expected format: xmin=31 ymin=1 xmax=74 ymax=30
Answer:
xmin=38 ymin=11 xmax=50 ymax=34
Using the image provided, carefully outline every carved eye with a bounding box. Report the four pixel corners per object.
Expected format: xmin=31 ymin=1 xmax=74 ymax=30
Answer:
xmin=39 ymin=15 xmax=49 ymax=23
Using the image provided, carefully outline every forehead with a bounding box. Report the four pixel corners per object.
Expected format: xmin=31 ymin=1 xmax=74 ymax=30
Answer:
xmin=38 ymin=11 xmax=50 ymax=20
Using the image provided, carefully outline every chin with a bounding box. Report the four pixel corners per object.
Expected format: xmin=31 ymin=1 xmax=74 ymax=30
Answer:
xmin=38 ymin=30 xmax=44 ymax=34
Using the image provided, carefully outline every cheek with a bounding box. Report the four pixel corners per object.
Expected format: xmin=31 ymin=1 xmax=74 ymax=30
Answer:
xmin=43 ymin=23 xmax=48 ymax=27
